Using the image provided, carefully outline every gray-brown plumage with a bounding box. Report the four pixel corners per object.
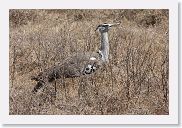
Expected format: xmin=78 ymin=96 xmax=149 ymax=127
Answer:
xmin=31 ymin=23 xmax=120 ymax=93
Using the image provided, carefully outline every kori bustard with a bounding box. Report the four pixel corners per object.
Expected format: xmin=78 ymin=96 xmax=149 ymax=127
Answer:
xmin=31 ymin=23 xmax=120 ymax=93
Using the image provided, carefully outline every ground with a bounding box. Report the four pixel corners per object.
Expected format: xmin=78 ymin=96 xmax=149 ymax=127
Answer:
xmin=9 ymin=9 xmax=169 ymax=115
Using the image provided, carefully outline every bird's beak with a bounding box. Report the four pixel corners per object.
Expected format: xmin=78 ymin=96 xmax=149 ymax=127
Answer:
xmin=109 ymin=23 xmax=120 ymax=27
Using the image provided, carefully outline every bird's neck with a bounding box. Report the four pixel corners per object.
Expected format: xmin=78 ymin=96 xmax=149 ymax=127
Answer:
xmin=100 ymin=32 xmax=109 ymax=63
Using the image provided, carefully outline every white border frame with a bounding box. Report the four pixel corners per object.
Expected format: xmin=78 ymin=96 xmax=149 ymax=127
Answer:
xmin=0 ymin=0 xmax=178 ymax=124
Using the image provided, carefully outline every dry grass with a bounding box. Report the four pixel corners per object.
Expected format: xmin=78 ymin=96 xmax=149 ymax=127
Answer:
xmin=9 ymin=9 xmax=169 ymax=115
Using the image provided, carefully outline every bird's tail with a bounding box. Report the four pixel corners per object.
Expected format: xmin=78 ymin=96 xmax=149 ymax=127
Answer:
xmin=31 ymin=66 xmax=61 ymax=93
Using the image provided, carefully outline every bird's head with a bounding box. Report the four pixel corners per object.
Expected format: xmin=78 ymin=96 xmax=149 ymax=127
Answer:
xmin=95 ymin=23 xmax=120 ymax=33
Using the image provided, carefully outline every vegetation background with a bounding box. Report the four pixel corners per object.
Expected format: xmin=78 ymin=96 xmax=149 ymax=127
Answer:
xmin=9 ymin=9 xmax=169 ymax=115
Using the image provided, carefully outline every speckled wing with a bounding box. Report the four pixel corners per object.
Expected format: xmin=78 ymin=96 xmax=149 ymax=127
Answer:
xmin=61 ymin=52 xmax=102 ymax=78
xmin=31 ymin=51 xmax=102 ymax=92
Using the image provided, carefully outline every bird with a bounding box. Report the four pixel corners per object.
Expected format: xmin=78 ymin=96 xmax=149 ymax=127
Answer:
xmin=31 ymin=23 xmax=120 ymax=94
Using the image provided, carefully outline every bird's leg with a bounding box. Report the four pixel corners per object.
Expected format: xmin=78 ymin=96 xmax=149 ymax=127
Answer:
xmin=61 ymin=75 xmax=67 ymax=100
xmin=55 ymin=81 xmax=57 ymax=95
xmin=50 ymin=76 xmax=57 ymax=104
xmin=52 ymin=70 xmax=58 ymax=96
xmin=50 ymin=69 xmax=59 ymax=104
xmin=109 ymin=62 xmax=114 ymax=92
xmin=63 ymin=76 xmax=67 ymax=100
xmin=53 ymin=78 xmax=57 ymax=96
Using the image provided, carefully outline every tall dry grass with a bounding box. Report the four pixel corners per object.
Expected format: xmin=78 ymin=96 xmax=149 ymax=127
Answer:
xmin=9 ymin=9 xmax=168 ymax=115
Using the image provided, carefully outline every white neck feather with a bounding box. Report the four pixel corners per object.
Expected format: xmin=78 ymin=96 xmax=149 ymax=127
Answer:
xmin=100 ymin=32 xmax=109 ymax=63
